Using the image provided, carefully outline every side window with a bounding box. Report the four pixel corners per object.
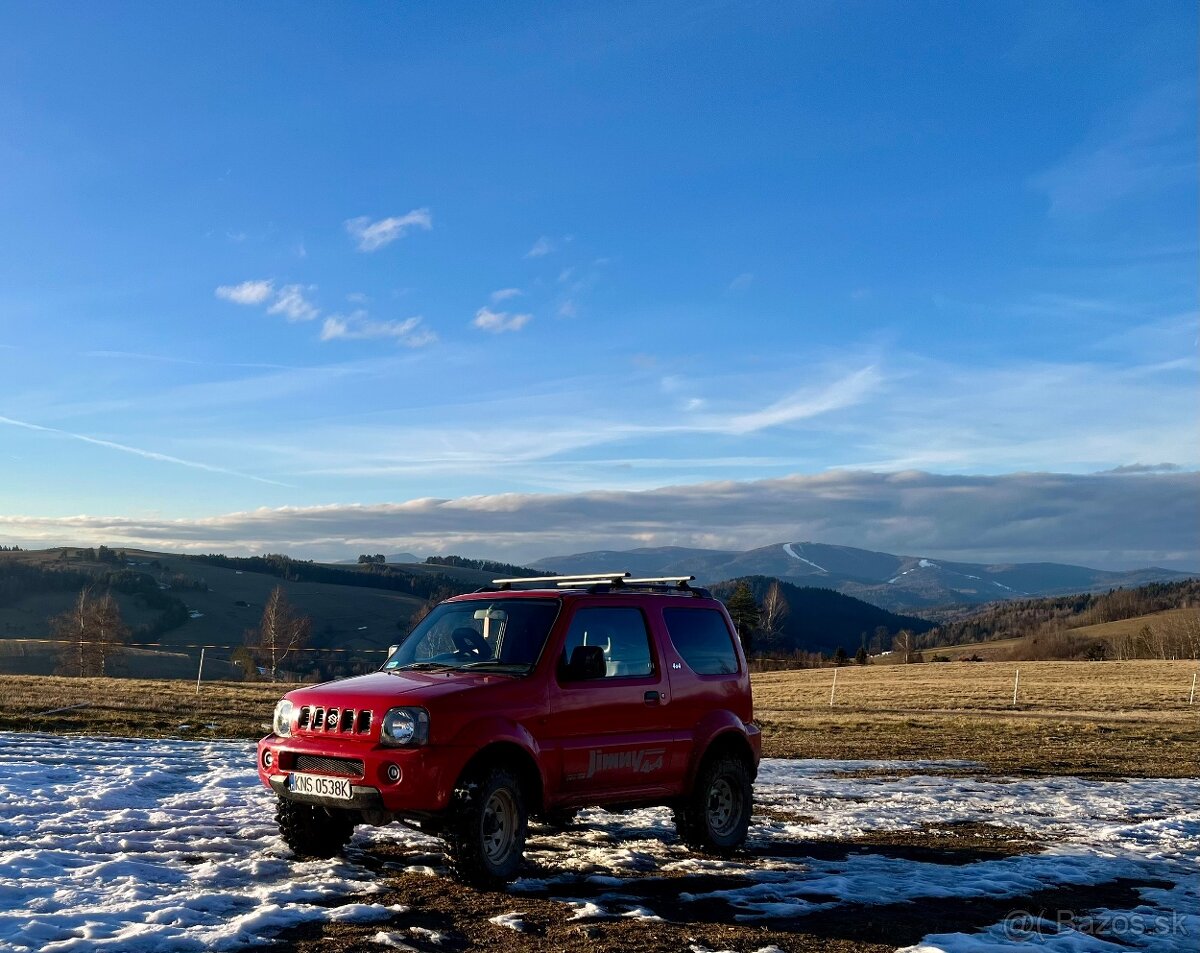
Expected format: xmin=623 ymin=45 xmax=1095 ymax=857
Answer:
xmin=662 ymin=608 xmax=739 ymax=675
xmin=560 ymin=607 xmax=654 ymax=679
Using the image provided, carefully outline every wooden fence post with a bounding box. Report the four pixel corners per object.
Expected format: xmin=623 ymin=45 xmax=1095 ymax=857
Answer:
xmin=195 ymin=647 xmax=206 ymax=695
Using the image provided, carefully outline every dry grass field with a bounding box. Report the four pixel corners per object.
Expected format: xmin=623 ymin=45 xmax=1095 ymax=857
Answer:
xmin=753 ymin=660 xmax=1200 ymax=777
xmin=2 ymin=660 xmax=1196 ymax=777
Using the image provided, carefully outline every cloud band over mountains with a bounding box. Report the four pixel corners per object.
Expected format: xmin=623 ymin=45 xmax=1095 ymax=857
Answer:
xmin=1 ymin=470 xmax=1195 ymax=571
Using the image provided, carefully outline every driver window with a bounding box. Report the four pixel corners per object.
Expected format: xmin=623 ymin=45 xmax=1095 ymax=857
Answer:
xmin=560 ymin=607 xmax=654 ymax=679
xmin=415 ymin=618 xmax=456 ymax=659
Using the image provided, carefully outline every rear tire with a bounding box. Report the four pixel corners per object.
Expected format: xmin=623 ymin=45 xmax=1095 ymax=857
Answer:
xmin=446 ymin=766 xmax=527 ymax=888
xmin=276 ymin=796 xmax=356 ymax=858
xmin=674 ymin=755 xmax=752 ymax=854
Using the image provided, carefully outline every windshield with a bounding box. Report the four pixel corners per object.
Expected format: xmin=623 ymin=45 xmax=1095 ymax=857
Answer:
xmin=383 ymin=599 xmax=561 ymax=674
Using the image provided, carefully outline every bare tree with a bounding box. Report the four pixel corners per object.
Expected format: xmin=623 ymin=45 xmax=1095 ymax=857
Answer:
xmin=53 ymin=588 xmax=129 ymax=677
xmin=251 ymin=586 xmax=311 ymax=680
xmin=893 ymin=629 xmax=916 ymax=664
xmin=760 ymin=581 xmax=790 ymax=651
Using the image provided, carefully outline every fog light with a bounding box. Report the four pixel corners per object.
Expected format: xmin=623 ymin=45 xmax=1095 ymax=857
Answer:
xmin=262 ymin=749 xmax=274 ymax=769
xmin=385 ymin=763 xmax=401 ymax=784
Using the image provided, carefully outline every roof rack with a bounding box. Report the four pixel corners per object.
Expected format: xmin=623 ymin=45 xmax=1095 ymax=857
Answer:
xmin=492 ymin=572 xmax=629 ymax=590
xmin=484 ymin=571 xmax=710 ymax=598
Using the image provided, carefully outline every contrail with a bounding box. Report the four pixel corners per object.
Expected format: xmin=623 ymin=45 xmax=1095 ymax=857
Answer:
xmin=0 ymin=414 xmax=291 ymax=488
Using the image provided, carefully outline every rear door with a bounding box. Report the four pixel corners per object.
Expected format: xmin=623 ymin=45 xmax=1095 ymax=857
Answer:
xmin=657 ymin=604 xmax=750 ymax=762
xmin=546 ymin=602 xmax=687 ymax=798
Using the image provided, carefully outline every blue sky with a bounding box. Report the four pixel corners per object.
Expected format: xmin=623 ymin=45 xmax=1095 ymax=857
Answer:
xmin=0 ymin=2 xmax=1196 ymax=565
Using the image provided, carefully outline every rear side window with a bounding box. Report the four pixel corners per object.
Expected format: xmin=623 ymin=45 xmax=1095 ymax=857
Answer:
xmin=560 ymin=607 xmax=654 ymax=678
xmin=663 ymin=608 xmax=739 ymax=675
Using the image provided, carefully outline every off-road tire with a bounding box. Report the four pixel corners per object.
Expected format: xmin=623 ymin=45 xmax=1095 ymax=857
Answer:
xmin=445 ymin=766 xmax=527 ymax=888
xmin=275 ymin=796 xmax=356 ymax=858
xmin=674 ymin=755 xmax=752 ymax=854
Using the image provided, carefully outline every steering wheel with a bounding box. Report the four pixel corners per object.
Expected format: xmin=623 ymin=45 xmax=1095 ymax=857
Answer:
xmin=450 ymin=626 xmax=490 ymax=658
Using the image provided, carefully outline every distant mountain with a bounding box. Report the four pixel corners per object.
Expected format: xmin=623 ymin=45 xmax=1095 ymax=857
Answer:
xmin=532 ymin=542 xmax=1197 ymax=612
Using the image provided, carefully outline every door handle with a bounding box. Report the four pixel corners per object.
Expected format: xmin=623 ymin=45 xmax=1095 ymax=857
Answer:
xmin=644 ymin=691 xmax=663 ymax=705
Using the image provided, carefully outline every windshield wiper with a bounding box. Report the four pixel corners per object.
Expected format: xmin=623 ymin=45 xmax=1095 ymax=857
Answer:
xmin=391 ymin=661 xmax=457 ymax=672
xmin=459 ymin=661 xmax=530 ymax=675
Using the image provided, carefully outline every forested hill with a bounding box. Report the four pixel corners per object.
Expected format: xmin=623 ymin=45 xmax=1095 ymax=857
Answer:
xmin=710 ymin=576 xmax=935 ymax=657
xmin=922 ymin=579 xmax=1200 ymax=649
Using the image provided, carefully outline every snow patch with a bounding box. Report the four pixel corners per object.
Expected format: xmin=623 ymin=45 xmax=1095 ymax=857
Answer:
xmin=488 ymin=912 xmax=529 ymax=932
xmin=782 ymin=543 xmax=827 ymax=572
xmin=2 ymin=734 xmax=1196 ymax=952
xmin=371 ymin=932 xmax=418 ymax=951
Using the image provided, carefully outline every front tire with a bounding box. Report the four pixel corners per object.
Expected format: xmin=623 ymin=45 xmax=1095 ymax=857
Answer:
xmin=674 ymin=755 xmax=752 ymax=854
xmin=275 ymin=796 xmax=356 ymax=858
xmin=446 ymin=766 xmax=527 ymax=888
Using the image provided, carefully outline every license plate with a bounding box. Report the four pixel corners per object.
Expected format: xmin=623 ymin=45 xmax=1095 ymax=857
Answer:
xmin=290 ymin=772 xmax=353 ymax=800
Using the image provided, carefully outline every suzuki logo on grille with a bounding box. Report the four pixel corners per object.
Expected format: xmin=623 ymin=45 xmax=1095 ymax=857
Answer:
xmin=327 ymin=709 xmax=339 ymax=729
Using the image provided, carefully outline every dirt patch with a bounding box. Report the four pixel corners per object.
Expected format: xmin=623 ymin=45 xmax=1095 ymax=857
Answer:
xmin=263 ymin=874 xmax=882 ymax=953
xmin=754 ymin=805 xmax=819 ymax=824
xmin=261 ymin=820 xmax=1058 ymax=952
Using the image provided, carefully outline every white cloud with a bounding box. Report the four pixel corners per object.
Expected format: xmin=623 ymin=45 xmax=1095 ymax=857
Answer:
xmin=1 ymin=470 xmax=1194 ymax=570
xmin=728 ymin=272 xmax=754 ymax=292
xmin=1032 ymin=82 xmax=1194 ymax=218
xmin=320 ymin=312 xmax=436 ymax=347
xmin=472 ymin=307 xmax=532 ymax=333
xmin=215 ymin=280 xmax=274 ymax=305
xmin=490 ymin=287 xmax=522 ymax=303
xmin=345 ymin=209 xmax=433 ymax=252
xmin=719 ymin=365 xmax=882 ymax=434
xmin=267 ymin=285 xmax=320 ymax=322
xmin=525 ymin=236 xmax=554 ymax=258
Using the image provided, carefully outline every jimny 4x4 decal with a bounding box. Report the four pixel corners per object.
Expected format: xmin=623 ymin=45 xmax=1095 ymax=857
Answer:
xmin=586 ymin=747 xmax=667 ymax=779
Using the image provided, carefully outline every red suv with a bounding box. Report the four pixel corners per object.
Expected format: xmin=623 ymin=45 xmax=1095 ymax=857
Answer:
xmin=256 ymin=573 xmax=761 ymax=886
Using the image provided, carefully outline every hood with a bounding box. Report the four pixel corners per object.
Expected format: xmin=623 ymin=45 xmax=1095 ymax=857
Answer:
xmin=285 ymin=669 xmax=499 ymax=711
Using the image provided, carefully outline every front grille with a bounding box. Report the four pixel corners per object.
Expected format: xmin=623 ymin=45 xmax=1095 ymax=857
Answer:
xmin=294 ymin=755 xmax=365 ymax=778
xmin=297 ymin=705 xmax=373 ymax=735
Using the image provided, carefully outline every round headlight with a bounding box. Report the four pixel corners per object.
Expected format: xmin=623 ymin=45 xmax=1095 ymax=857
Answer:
xmin=382 ymin=708 xmax=416 ymax=745
xmin=380 ymin=707 xmax=429 ymax=747
xmin=273 ymin=699 xmax=294 ymax=737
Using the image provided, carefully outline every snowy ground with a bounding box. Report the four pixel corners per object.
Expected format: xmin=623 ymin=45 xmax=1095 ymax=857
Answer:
xmin=1 ymin=732 xmax=1196 ymax=952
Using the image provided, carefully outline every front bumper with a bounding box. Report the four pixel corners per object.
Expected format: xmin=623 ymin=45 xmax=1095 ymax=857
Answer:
xmin=267 ymin=774 xmax=386 ymax=811
xmin=256 ymin=733 xmax=466 ymax=814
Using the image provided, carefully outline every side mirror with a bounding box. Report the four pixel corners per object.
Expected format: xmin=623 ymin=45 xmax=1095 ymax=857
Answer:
xmin=565 ymin=645 xmax=606 ymax=681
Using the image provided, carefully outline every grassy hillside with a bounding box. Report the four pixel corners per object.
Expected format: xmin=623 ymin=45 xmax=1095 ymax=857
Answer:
xmin=922 ymin=580 xmax=1200 ymax=661
xmin=925 ymin=608 xmax=1200 ymax=662
xmin=0 ymin=548 xmax=497 ymax=678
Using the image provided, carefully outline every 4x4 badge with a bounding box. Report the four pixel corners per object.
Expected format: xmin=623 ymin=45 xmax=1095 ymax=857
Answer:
xmin=586 ymin=747 xmax=666 ymax=779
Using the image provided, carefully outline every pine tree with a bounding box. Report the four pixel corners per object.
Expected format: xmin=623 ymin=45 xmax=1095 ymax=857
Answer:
xmin=725 ymin=582 xmax=761 ymax=656
xmin=854 ymin=645 xmax=868 ymax=665
xmin=833 ymin=646 xmax=848 ymax=666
